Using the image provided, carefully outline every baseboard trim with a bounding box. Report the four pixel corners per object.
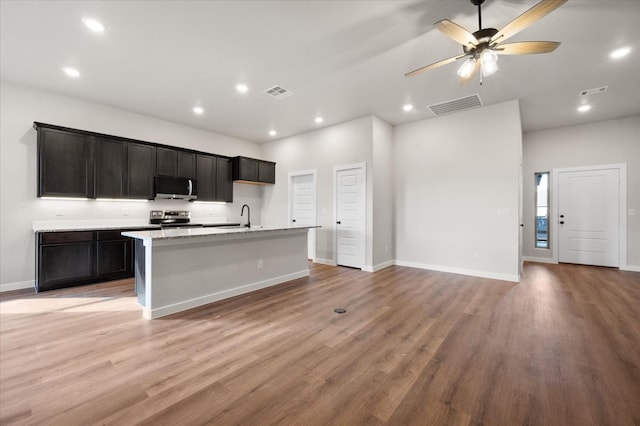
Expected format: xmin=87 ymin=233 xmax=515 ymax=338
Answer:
xmin=144 ymin=269 xmax=310 ymax=319
xmin=522 ymin=256 xmax=557 ymax=264
xmin=620 ymin=265 xmax=640 ymax=272
xmin=0 ymin=280 xmax=34 ymax=292
xmin=394 ymin=260 xmax=519 ymax=283
xmin=314 ymin=258 xmax=337 ymax=266
xmin=362 ymin=260 xmax=395 ymax=273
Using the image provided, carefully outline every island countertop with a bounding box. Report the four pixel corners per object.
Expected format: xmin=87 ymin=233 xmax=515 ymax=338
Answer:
xmin=122 ymin=224 xmax=320 ymax=241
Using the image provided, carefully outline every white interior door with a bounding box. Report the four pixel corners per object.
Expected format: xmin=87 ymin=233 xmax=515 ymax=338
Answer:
xmin=289 ymin=172 xmax=316 ymax=260
xmin=335 ymin=165 xmax=365 ymax=268
xmin=558 ymin=168 xmax=619 ymax=267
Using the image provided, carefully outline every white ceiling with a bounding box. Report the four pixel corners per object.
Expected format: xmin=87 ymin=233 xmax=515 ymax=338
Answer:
xmin=1 ymin=0 xmax=639 ymax=143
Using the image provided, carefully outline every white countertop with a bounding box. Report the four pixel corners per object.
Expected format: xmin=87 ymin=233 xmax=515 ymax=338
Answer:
xmin=33 ymin=218 xmax=237 ymax=232
xmin=33 ymin=219 xmax=157 ymax=232
xmin=122 ymin=224 xmax=320 ymax=241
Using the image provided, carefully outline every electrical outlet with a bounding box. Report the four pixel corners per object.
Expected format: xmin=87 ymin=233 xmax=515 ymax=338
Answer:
xmin=55 ymin=207 xmax=64 ymax=216
xmin=385 ymin=245 xmax=389 ymax=253
xmin=629 ymin=209 xmax=636 ymax=216
xmin=122 ymin=207 xmax=129 ymax=216
xmin=257 ymin=259 xmax=263 ymax=269
xmin=473 ymin=251 xmax=480 ymax=260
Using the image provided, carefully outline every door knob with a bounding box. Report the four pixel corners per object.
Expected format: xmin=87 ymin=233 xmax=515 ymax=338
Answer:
xmin=336 ymin=221 xmax=341 ymax=224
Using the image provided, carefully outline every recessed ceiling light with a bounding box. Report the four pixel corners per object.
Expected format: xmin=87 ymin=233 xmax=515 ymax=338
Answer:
xmin=577 ymin=104 xmax=591 ymax=113
xmin=269 ymin=130 xmax=277 ymax=136
xmin=193 ymin=106 xmax=204 ymax=115
xmin=314 ymin=117 xmax=324 ymax=124
xmin=62 ymin=67 xmax=80 ymax=78
xmin=610 ymin=46 xmax=631 ymax=59
xmin=236 ymin=84 xmax=249 ymax=93
xmin=82 ymin=17 xmax=105 ymax=33
xmin=403 ymin=104 xmax=414 ymax=112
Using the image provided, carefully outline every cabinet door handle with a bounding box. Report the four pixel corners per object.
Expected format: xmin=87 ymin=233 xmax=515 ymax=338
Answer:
xmin=560 ymin=221 xmax=565 ymax=225
xmin=292 ymin=219 xmax=296 ymax=223
xmin=336 ymin=221 xmax=341 ymax=225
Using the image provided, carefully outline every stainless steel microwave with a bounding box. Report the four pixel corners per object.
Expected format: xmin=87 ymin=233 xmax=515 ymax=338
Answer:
xmin=154 ymin=176 xmax=197 ymax=200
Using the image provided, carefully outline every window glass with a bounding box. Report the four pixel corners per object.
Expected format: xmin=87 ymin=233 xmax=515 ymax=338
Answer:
xmin=535 ymin=172 xmax=549 ymax=249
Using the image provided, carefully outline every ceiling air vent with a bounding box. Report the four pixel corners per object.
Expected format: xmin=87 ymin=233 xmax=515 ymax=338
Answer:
xmin=263 ymin=85 xmax=294 ymax=100
xmin=579 ymin=86 xmax=608 ymax=96
xmin=428 ymin=94 xmax=483 ymax=116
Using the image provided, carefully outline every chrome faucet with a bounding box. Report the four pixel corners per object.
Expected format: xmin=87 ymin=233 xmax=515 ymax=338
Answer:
xmin=241 ymin=204 xmax=251 ymax=228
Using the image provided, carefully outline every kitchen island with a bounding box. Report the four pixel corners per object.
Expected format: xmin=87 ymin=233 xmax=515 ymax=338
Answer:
xmin=122 ymin=225 xmax=319 ymax=319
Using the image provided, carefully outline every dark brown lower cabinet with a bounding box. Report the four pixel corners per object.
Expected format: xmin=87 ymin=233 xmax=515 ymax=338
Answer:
xmin=96 ymin=231 xmax=133 ymax=280
xmin=36 ymin=229 xmax=137 ymax=292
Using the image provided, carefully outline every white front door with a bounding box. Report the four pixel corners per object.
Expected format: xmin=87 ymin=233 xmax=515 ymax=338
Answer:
xmin=558 ymin=168 xmax=619 ymax=267
xmin=335 ymin=165 xmax=365 ymax=268
xmin=290 ymin=172 xmax=316 ymax=260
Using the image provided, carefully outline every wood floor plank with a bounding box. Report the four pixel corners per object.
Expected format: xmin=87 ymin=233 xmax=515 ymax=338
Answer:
xmin=1 ymin=262 xmax=638 ymax=425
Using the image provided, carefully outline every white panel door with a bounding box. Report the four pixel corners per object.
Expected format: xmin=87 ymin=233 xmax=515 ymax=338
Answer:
xmin=558 ymin=168 xmax=619 ymax=267
xmin=290 ymin=173 xmax=315 ymax=259
xmin=336 ymin=166 xmax=364 ymax=268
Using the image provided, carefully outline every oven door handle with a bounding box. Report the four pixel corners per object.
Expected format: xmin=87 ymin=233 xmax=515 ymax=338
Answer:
xmin=188 ymin=179 xmax=193 ymax=196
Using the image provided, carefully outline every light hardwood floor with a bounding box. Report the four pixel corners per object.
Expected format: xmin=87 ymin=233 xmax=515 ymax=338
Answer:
xmin=1 ymin=262 xmax=639 ymax=425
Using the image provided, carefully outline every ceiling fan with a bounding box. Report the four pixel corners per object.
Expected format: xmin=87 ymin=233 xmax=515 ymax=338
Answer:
xmin=405 ymin=0 xmax=567 ymax=84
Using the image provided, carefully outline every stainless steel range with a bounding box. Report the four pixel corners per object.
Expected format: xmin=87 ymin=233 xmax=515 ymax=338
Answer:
xmin=149 ymin=210 xmax=202 ymax=228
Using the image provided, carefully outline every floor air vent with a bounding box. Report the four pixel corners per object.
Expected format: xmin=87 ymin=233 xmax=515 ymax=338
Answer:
xmin=263 ymin=85 xmax=294 ymax=100
xmin=428 ymin=94 xmax=483 ymax=116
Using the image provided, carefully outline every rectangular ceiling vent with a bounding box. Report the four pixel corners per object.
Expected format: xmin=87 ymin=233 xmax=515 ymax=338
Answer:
xmin=579 ymin=86 xmax=608 ymax=96
xmin=428 ymin=94 xmax=483 ymax=116
xmin=263 ymin=85 xmax=294 ymax=100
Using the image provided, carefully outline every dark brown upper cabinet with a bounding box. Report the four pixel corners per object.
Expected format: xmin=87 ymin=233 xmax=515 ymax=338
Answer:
xmin=258 ymin=160 xmax=276 ymax=184
xmin=196 ymin=154 xmax=233 ymax=202
xmin=95 ymin=136 xmax=127 ymax=198
xmin=95 ymin=137 xmax=155 ymax=200
xmin=196 ymin=154 xmax=216 ymax=201
xmin=157 ymin=147 xmax=195 ymax=179
xmin=232 ymin=156 xmax=275 ymax=185
xmin=35 ymin=122 xmax=235 ymax=200
xmin=127 ymin=142 xmax=156 ymax=199
xmin=216 ymin=157 xmax=233 ymax=202
xmin=37 ymin=127 xmax=94 ymax=198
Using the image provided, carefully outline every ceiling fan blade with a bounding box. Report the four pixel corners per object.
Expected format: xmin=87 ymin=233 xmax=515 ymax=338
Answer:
xmin=494 ymin=41 xmax=561 ymax=55
xmin=490 ymin=0 xmax=568 ymax=45
xmin=459 ymin=59 xmax=481 ymax=85
xmin=405 ymin=54 xmax=467 ymax=77
xmin=435 ymin=19 xmax=478 ymax=47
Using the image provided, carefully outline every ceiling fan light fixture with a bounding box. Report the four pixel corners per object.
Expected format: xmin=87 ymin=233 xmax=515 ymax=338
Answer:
xmin=480 ymin=50 xmax=499 ymax=77
xmin=457 ymin=58 xmax=477 ymax=78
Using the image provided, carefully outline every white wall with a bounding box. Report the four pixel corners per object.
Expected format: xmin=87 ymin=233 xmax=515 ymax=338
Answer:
xmin=394 ymin=100 xmax=523 ymax=282
xmin=0 ymin=82 xmax=263 ymax=290
xmin=260 ymin=116 xmax=374 ymax=266
xmin=371 ymin=116 xmax=394 ymax=269
xmin=522 ymin=116 xmax=640 ymax=269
